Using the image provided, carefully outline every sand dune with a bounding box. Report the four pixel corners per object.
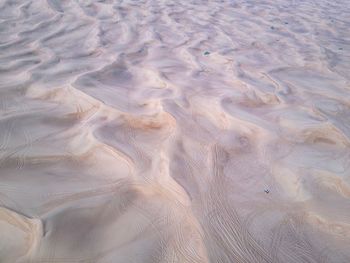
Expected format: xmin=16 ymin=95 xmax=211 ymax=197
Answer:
xmin=0 ymin=0 xmax=350 ymax=262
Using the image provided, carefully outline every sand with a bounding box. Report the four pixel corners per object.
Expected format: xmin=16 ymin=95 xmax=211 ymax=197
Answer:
xmin=0 ymin=0 xmax=350 ymax=262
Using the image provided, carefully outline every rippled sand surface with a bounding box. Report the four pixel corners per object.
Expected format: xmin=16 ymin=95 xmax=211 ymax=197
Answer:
xmin=1 ymin=0 xmax=350 ymax=262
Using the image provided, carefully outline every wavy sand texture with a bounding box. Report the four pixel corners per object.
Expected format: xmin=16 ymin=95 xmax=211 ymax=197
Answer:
xmin=0 ymin=0 xmax=350 ymax=262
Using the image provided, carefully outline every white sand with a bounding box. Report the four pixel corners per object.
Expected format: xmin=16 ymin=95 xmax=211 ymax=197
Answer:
xmin=0 ymin=0 xmax=350 ymax=262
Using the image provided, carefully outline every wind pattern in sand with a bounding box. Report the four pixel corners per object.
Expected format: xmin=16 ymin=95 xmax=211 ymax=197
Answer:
xmin=0 ymin=0 xmax=350 ymax=262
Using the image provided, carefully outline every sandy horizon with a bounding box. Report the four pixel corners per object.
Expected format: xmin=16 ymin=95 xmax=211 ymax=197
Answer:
xmin=0 ymin=0 xmax=350 ymax=262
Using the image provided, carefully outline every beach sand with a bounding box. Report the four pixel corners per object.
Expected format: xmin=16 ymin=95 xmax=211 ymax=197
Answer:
xmin=0 ymin=0 xmax=350 ymax=262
